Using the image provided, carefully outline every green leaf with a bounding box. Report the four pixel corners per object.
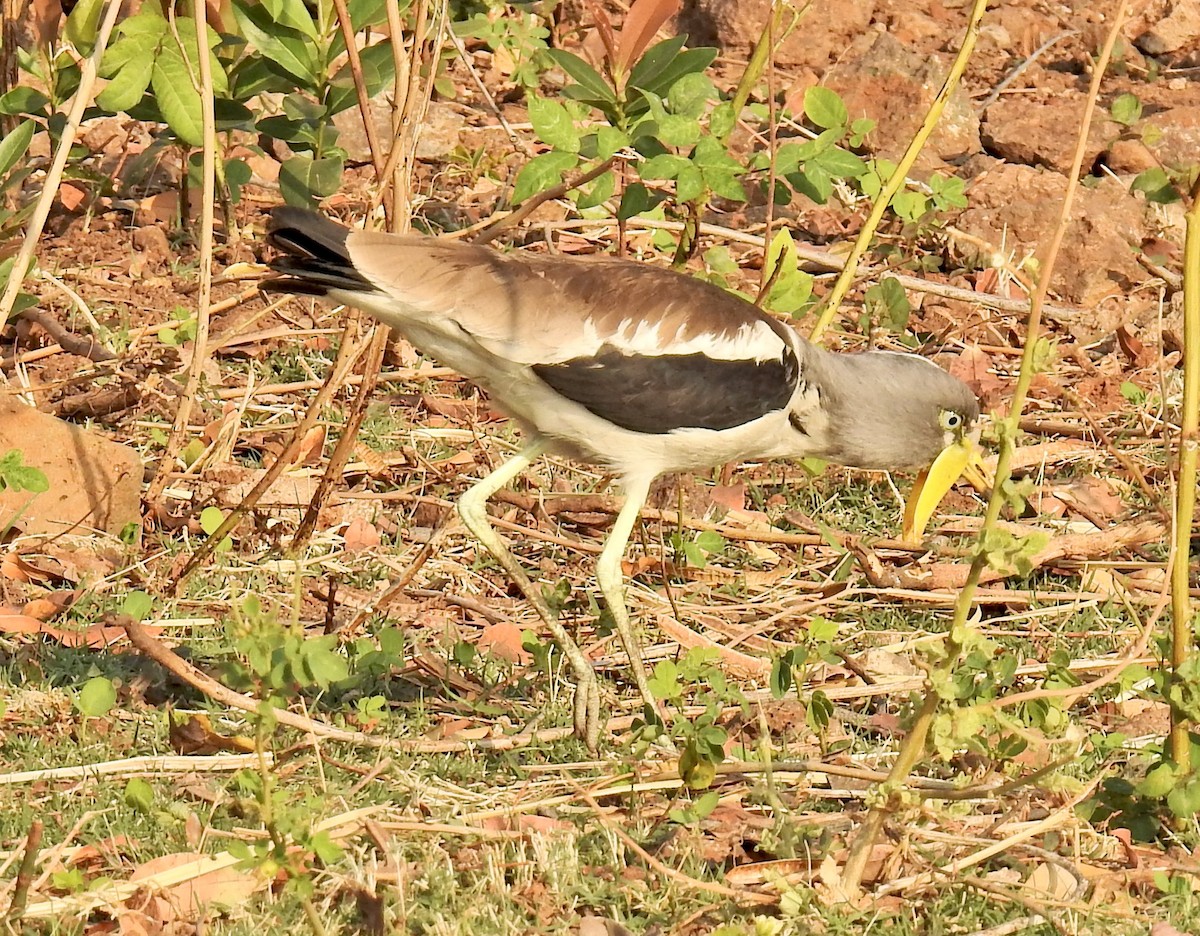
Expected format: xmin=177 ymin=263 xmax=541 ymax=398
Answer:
xmin=1167 ymin=781 xmax=1200 ymax=818
xmin=708 ymin=100 xmax=736 ymax=140
xmin=1110 ymin=92 xmax=1141 ymax=126
xmin=544 ymin=49 xmax=614 ymax=103
xmin=1131 ymin=167 xmax=1178 ymax=203
xmin=761 ymin=227 xmax=814 ymax=314
xmin=787 ymin=163 xmax=833 ymax=204
xmin=769 ymin=657 xmax=792 ymax=698
xmin=77 ymin=676 xmax=116 ymax=717
xmin=326 ymin=42 xmax=397 ymax=115
xmin=510 ymin=150 xmax=578 ymax=204
xmin=96 ymin=55 xmax=154 ymax=113
xmin=151 ymin=46 xmax=203 ymax=145
xmin=260 ymin=0 xmax=319 ymax=39
xmin=618 ymin=182 xmax=660 ymax=220
xmin=115 ymin=8 xmax=169 ymax=38
xmin=100 ymin=32 xmax=160 ymax=78
xmin=704 ymin=169 xmax=745 ymax=202
xmin=65 ymin=0 xmax=105 ymax=53
xmin=668 ymin=72 xmax=715 ymax=118
xmin=640 ymin=153 xmax=688 ymax=179
xmin=0 ymin=120 xmax=34 ymax=179
xmin=691 ymin=135 xmax=742 ymax=172
xmin=595 ymin=125 xmax=630 ymax=159
xmin=527 ymin=95 xmax=580 ymax=153
xmin=813 ymin=145 xmax=866 ymax=179
xmin=656 ymin=113 xmax=702 ymax=148
xmin=124 ymin=777 xmax=155 ymax=813
xmin=675 ymin=162 xmax=705 ymax=202
xmin=121 ymin=591 xmax=153 ymax=621
xmin=575 ymin=169 xmax=614 ymax=210
xmin=889 ymin=189 xmax=929 ymax=221
xmin=199 ymin=506 xmax=225 ymax=534
xmin=806 ymin=690 xmax=834 ymax=730
xmin=647 ymin=659 xmax=681 ymax=701
xmin=807 ymin=616 xmax=839 ymax=643
xmin=279 ymin=153 xmax=344 ymax=206
xmin=804 ymin=86 xmax=848 ymax=129
xmin=0 ymin=87 xmax=49 ymax=116
xmin=232 ymin=0 xmax=317 ymax=87
xmin=626 ymin=34 xmax=688 ymax=91
xmin=1138 ymin=762 xmax=1178 ymax=799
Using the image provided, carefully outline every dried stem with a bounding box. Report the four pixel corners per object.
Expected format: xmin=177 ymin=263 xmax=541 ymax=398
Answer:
xmin=1169 ymin=173 xmax=1200 ymax=765
xmin=839 ymin=0 xmax=1129 ymax=896
xmin=0 ymin=0 xmax=123 ymax=334
xmin=807 ymin=0 xmax=988 ymax=342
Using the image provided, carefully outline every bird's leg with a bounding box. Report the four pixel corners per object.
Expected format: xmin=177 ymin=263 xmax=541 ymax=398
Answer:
xmin=594 ymin=475 xmax=658 ymax=717
xmin=455 ymin=441 xmax=602 ymax=749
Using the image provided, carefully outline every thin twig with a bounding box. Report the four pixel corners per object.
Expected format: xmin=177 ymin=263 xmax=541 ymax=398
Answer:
xmin=471 ymin=157 xmax=618 ymax=246
xmin=0 ymin=0 xmax=123 ymax=333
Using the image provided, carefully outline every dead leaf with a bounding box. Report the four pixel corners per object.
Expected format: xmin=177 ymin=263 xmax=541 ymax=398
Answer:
xmin=21 ymin=597 xmax=61 ymax=622
xmin=2 ymin=551 xmax=59 ymax=584
xmin=477 ymin=621 xmax=530 ymax=664
xmin=1026 ymin=861 xmax=1079 ymax=901
xmin=69 ymin=836 xmax=139 ymax=869
xmin=129 ymin=853 xmax=262 ymax=920
xmin=948 ymin=346 xmax=1006 ymax=404
xmin=59 ymin=182 xmax=86 ymax=212
xmin=579 ymin=915 xmax=633 ymax=936
xmin=0 ymin=399 xmax=141 ymax=537
xmin=343 ymin=517 xmax=381 ymax=553
xmin=169 ymin=714 xmax=255 ymax=755
xmin=708 ymin=483 xmax=746 ymax=513
xmin=1116 ymin=324 xmax=1153 ymax=368
xmin=293 ymin=425 xmax=326 ymax=467
xmin=0 ymin=610 xmax=44 ymax=635
xmin=614 ymin=0 xmax=682 ymax=75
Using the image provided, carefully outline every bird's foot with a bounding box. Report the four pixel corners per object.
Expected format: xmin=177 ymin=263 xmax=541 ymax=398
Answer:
xmin=572 ymin=666 xmax=602 ymax=752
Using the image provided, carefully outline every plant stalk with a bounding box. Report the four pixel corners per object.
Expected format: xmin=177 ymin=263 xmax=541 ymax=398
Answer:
xmin=1169 ymin=182 xmax=1200 ymax=767
xmin=839 ymin=0 xmax=1129 ymax=895
xmin=807 ymin=0 xmax=987 ymax=343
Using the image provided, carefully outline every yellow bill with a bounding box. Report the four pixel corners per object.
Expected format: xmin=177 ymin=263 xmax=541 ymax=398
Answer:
xmin=902 ymin=437 xmax=987 ymax=543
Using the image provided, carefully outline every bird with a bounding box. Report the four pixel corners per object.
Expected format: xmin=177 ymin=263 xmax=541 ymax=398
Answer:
xmin=264 ymin=206 xmax=981 ymax=750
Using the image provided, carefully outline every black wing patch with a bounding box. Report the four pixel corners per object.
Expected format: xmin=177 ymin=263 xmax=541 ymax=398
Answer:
xmin=533 ymin=346 xmax=798 ymax=434
xmin=264 ymin=207 xmax=378 ymax=296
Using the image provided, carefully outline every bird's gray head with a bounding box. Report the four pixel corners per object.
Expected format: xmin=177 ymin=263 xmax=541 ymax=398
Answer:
xmin=802 ymin=349 xmax=980 ymax=471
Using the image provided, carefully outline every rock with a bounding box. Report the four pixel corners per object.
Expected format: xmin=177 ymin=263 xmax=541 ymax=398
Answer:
xmin=0 ymin=399 xmax=142 ymax=538
xmin=1106 ymin=137 xmax=1157 ymax=174
xmin=954 ymin=164 xmax=1152 ymax=323
xmin=333 ymin=100 xmax=466 ymax=164
xmin=676 ymin=0 xmax=877 ymax=69
xmin=1136 ymin=0 xmax=1200 ymax=55
xmin=1143 ymin=105 xmax=1200 ymax=169
xmin=824 ymin=31 xmax=981 ymax=170
xmin=132 ymin=225 xmax=172 ymax=267
xmin=981 ymin=93 xmax=1119 ymax=176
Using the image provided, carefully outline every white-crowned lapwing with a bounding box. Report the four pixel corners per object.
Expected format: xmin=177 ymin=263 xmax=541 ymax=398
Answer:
xmin=265 ymin=207 xmax=980 ymax=749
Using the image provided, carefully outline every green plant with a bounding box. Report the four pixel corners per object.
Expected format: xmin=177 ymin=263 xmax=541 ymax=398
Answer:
xmin=158 ymin=306 xmax=199 ymax=346
xmin=750 ymin=86 xmax=870 ymax=207
xmin=637 ymin=647 xmax=746 ymax=789
xmin=0 ymin=450 xmax=49 ymax=495
xmin=455 ymin=1 xmax=550 ymax=89
xmin=215 ymin=595 xmax=409 ymax=930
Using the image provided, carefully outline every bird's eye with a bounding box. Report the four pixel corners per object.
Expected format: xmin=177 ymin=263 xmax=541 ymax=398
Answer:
xmin=939 ymin=410 xmax=963 ymax=431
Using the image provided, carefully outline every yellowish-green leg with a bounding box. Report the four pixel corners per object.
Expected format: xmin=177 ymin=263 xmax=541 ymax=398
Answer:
xmin=456 ymin=441 xmax=602 ymax=749
xmin=594 ymin=474 xmax=657 ymax=716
